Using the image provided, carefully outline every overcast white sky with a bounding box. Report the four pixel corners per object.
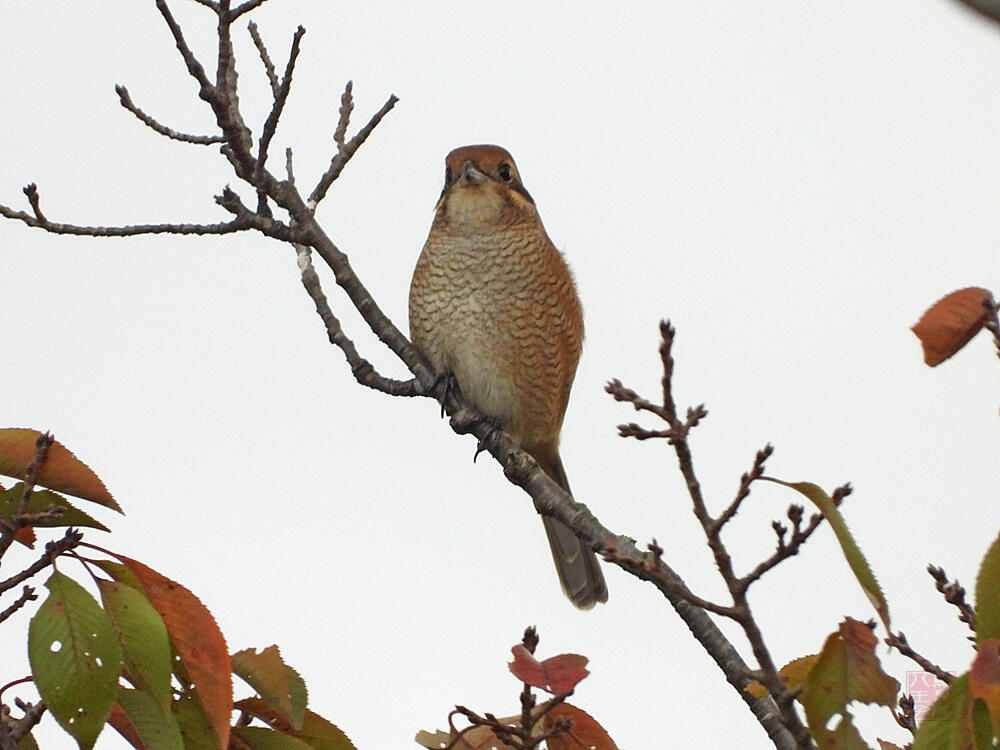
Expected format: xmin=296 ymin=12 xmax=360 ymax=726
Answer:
xmin=3 ymin=2 xmax=1000 ymax=748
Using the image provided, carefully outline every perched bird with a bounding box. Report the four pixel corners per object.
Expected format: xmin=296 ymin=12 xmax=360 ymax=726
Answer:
xmin=409 ymin=144 xmax=607 ymax=609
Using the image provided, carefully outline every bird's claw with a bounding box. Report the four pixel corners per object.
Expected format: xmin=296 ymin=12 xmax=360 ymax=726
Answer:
xmin=430 ymin=370 xmax=461 ymax=417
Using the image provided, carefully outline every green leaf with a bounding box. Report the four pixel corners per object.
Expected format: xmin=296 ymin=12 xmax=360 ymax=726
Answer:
xmin=765 ymin=478 xmax=890 ymax=630
xmin=230 ymin=727 xmax=316 ymax=750
xmin=27 ymin=571 xmax=123 ymax=750
xmin=975 ymin=530 xmax=1000 ymax=643
xmin=114 ymin=688 xmax=184 ymax=750
xmin=232 ymin=646 xmax=308 ymax=730
xmin=233 ymin=699 xmax=357 ymax=750
xmin=912 ymin=674 xmax=975 ymax=750
xmin=172 ymin=689 xmax=222 ymax=750
xmin=801 ymin=618 xmax=900 ymax=749
xmin=98 ymin=580 xmax=173 ymax=713
xmin=0 ymin=484 xmax=110 ymax=531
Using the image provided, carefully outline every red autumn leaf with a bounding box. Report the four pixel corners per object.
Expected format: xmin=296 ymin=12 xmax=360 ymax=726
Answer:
xmin=911 ymin=287 xmax=993 ymax=367
xmin=508 ymin=645 xmax=589 ymax=695
xmin=543 ymin=703 xmax=618 ymax=750
xmin=111 ymin=555 xmax=232 ymax=750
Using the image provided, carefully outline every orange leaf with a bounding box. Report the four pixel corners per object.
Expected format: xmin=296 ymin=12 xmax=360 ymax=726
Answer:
xmin=911 ymin=287 xmax=993 ymax=367
xmin=745 ymin=654 xmax=819 ymax=699
xmin=14 ymin=526 xmax=36 ymax=548
xmin=111 ymin=555 xmax=232 ymax=750
xmin=543 ymin=703 xmax=618 ymax=750
xmin=0 ymin=428 xmax=119 ymax=510
xmin=970 ymin=638 xmax=1000 ymax=730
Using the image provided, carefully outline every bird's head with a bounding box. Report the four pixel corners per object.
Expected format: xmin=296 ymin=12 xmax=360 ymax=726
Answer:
xmin=434 ymin=145 xmax=537 ymax=228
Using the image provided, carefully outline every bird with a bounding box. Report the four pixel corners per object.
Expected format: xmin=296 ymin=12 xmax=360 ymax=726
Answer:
xmin=409 ymin=144 xmax=608 ymax=609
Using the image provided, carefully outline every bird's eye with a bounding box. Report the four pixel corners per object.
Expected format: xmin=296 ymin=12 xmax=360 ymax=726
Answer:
xmin=444 ymin=166 xmax=453 ymax=185
xmin=497 ymin=163 xmax=512 ymax=181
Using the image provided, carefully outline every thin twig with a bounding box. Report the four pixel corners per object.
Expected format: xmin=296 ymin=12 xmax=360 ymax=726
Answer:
xmin=115 ymin=85 xmax=224 ymax=145
xmin=0 ymin=586 xmax=37 ymax=626
xmin=0 ymin=530 xmax=84 ymax=595
xmin=333 ymin=81 xmax=353 ymax=148
xmin=231 ymin=0 xmax=271 ymax=19
xmin=247 ymin=21 xmax=279 ymax=95
xmin=927 ymin=565 xmax=976 ymax=633
xmin=715 ymin=445 xmax=774 ymax=530
xmin=1 ymin=194 xmax=254 ymax=237
xmin=309 ymin=90 xmax=399 ymax=206
xmin=885 ymin=631 xmax=953 ymax=684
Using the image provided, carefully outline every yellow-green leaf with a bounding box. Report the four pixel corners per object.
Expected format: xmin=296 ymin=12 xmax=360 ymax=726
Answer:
xmin=27 ymin=571 xmax=123 ymax=750
xmin=232 ymin=646 xmax=307 ymax=730
xmin=765 ymin=478 xmax=889 ymax=630
xmin=975 ymin=530 xmax=1000 ymax=643
xmin=0 ymin=484 xmax=110 ymax=532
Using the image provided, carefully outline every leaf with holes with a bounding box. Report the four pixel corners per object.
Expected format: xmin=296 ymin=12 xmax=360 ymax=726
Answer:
xmin=103 ymin=554 xmax=232 ymax=750
xmin=27 ymin=571 xmax=122 ymax=750
xmin=232 ymin=646 xmax=307 ymax=730
xmin=98 ymin=580 xmax=173 ymax=713
xmin=0 ymin=429 xmax=119 ymax=510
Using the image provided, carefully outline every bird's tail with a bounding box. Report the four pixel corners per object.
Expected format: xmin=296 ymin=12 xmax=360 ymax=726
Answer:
xmin=539 ymin=454 xmax=608 ymax=609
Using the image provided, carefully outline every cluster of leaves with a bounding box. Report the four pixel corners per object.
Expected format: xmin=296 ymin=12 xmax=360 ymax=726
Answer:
xmin=733 ymin=286 xmax=1000 ymax=750
xmin=416 ymin=628 xmax=616 ymax=750
xmin=0 ymin=429 xmax=354 ymax=750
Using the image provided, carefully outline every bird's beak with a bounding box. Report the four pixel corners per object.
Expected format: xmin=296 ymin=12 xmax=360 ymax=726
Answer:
xmin=458 ymin=160 xmax=488 ymax=186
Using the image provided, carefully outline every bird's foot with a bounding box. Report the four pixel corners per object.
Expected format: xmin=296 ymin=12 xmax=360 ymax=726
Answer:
xmin=449 ymin=408 xmax=506 ymax=462
xmin=430 ymin=370 xmax=461 ymax=417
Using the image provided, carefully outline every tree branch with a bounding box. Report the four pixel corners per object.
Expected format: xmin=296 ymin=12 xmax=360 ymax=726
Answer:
xmin=115 ymin=85 xmax=225 ymax=145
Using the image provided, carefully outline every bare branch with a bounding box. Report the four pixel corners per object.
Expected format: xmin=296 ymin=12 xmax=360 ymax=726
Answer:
xmin=0 ymin=529 xmax=83 ymax=595
xmin=154 ymin=0 xmax=213 ymax=90
xmin=309 ymin=91 xmax=399 ymax=206
xmin=928 ymin=564 xmax=976 ymax=632
xmin=952 ymin=0 xmax=1000 ymax=25
xmin=333 ymin=81 xmax=354 ymax=148
xmin=115 ymin=85 xmax=224 ymax=145
xmin=255 ymin=25 xmax=305 ymax=215
xmin=247 ymin=20 xmax=279 ymax=95
xmin=715 ymin=445 xmax=774 ymax=530
xmin=231 ymin=0 xmax=271 ymax=19
xmin=0 ymin=586 xmax=37 ymax=626
xmin=1 ymin=191 xmax=254 ymax=238
xmin=885 ymin=631 xmax=953 ymax=684
xmin=297 ymin=248 xmax=420 ymax=396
